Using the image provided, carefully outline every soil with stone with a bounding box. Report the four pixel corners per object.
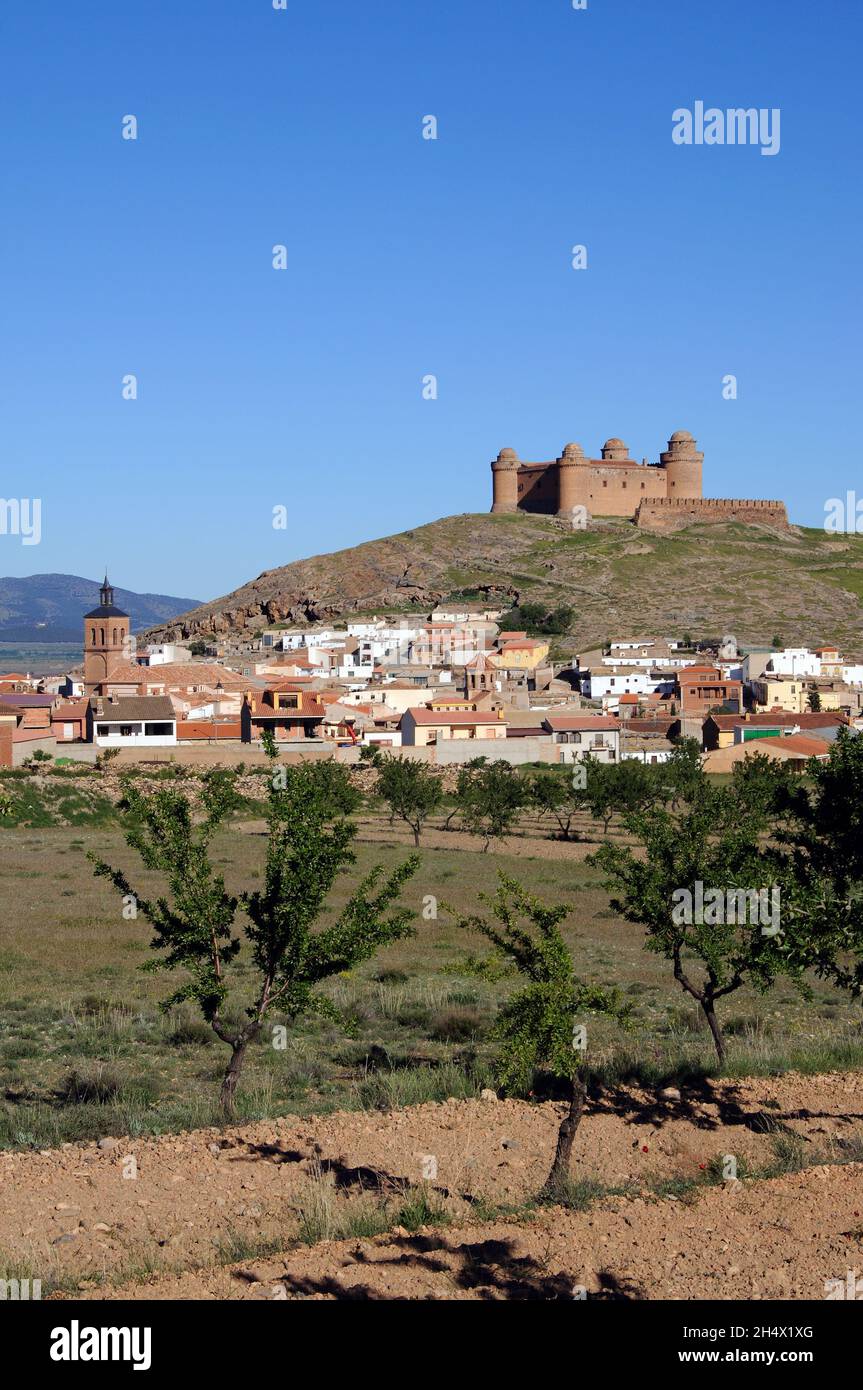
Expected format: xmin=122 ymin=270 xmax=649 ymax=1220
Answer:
xmin=3 ymin=1070 xmax=859 ymax=1300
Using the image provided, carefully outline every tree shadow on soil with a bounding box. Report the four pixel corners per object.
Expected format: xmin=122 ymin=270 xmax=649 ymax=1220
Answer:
xmin=266 ymin=1233 xmax=645 ymax=1300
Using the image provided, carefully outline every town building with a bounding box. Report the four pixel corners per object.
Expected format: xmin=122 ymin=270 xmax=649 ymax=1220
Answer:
xmin=89 ymin=695 xmax=177 ymax=748
xmin=241 ymin=687 xmax=326 ymax=743
xmin=399 ymin=708 xmax=507 ymax=746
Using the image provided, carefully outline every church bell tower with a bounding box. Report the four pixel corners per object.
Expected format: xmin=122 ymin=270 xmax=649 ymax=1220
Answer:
xmin=83 ymin=574 xmax=131 ymax=693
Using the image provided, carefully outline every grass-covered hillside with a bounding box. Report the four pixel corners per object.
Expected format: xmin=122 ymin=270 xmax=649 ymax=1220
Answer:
xmin=144 ymin=512 xmax=863 ymax=655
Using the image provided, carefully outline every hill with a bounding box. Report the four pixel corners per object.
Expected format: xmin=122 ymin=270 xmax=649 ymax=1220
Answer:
xmin=142 ymin=512 xmax=863 ymax=655
xmin=0 ymin=574 xmax=201 ymax=642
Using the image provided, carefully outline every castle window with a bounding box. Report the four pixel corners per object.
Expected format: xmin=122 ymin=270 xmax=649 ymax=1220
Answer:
xmin=91 ymin=627 xmax=96 ymax=644
xmin=100 ymin=628 xmax=105 ymax=644
xmin=602 ymin=481 xmax=607 ymax=488
xmin=622 ymin=482 xmax=626 ymax=489
xmin=112 ymin=628 xmax=118 ymax=645
xmin=641 ymin=482 xmax=645 ymax=489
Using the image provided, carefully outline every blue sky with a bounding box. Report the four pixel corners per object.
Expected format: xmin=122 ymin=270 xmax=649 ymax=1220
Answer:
xmin=1 ymin=0 xmax=860 ymax=600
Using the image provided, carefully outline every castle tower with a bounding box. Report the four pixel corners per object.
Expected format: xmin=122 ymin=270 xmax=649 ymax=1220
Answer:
xmin=600 ymin=437 xmax=630 ymax=462
xmin=490 ymin=448 xmax=519 ymax=514
xmin=556 ymin=442 xmax=587 ymax=517
xmin=83 ymin=574 xmax=131 ymax=693
xmin=660 ymin=430 xmax=703 ymax=498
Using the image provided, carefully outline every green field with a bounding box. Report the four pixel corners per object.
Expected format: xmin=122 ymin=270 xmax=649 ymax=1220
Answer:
xmin=2 ymin=806 xmax=861 ymax=1151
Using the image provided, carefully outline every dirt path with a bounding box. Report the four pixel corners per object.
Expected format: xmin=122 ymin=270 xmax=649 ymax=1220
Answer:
xmin=2 ymin=1070 xmax=860 ymax=1299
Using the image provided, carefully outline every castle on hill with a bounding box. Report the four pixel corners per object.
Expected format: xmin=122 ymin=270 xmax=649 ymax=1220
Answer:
xmin=490 ymin=429 xmax=788 ymax=531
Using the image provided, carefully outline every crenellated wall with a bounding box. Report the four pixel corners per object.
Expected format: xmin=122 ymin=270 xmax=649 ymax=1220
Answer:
xmin=636 ymin=497 xmax=790 ymax=532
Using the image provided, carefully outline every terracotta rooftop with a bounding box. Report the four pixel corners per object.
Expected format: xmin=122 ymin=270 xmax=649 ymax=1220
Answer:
xmin=403 ymin=708 xmax=503 ymax=726
xmin=758 ymin=734 xmax=832 ymax=758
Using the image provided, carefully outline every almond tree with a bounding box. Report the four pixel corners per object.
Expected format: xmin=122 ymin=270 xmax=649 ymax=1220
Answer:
xmin=453 ymin=759 xmax=528 ymax=850
xmin=91 ymin=749 xmax=418 ymax=1115
xmin=450 ymin=873 xmax=626 ymax=1198
xmin=592 ymin=758 xmax=803 ymax=1064
xmin=375 ymin=755 xmax=444 ymax=845
xmin=773 ymin=729 xmax=863 ymax=998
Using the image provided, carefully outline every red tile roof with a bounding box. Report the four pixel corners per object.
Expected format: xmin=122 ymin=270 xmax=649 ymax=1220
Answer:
xmin=403 ymin=708 xmax=503 ymax=726
xmin=759 ymin=734 xmax=832 ymax=758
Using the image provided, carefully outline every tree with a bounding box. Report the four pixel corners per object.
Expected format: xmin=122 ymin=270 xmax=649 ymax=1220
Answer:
xmin=376 ymin=755 xmax=444 ymax=846
xmin=659 ymin=738 xmax=705 ymax=810
xmin=529 ymin=768 xmax=589 ymax=841
xmin=592 ymin=762 xmax=804 ymax=1064
xmin=497 ymin=604 xmax=573 ymax=636
xmin=807 ymin=688 xmax=822 ymax=712
xmin=450 ymin=874 xmax=626 ymax=1197
xmin=608 ymin=758 xmax=661 ymax=818
xmin=773 ymin=729 xmax=863 ymax=998
xmin=91 ymin=749 xmax=419 ymax=1115
xmin=282 ymin=756 xmax=361 ymax=818
xmin=581 ymin=756 xmax=621 ymax=836
xmin=455 ymin=759 xmax=528 ymax=850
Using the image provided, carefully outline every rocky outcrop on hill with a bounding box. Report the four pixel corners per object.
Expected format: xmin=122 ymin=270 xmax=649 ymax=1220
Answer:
xmin=142 ymin=511 xmax=863 ymax=656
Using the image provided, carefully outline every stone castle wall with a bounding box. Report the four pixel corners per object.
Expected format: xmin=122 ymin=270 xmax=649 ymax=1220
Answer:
xmin=516 ymin=462 xmax=667 ymax=517
xmin=636 ymin=497 xmax=790 ymax=532
xmin=491 ymin=431 xmax=788 ymax=529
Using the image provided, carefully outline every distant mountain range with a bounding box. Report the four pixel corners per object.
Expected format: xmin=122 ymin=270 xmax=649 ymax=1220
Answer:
xmin=0 ymin=574 xmax=201 ymax=642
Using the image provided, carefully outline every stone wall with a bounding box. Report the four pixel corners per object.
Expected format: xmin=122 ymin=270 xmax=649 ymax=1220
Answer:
xmin=635 ymin=497 xmax=789 ymax=532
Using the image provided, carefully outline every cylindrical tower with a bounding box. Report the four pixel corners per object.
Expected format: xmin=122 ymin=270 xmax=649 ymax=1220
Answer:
xmin=600 ymin=437 xmax=630 ymax=462
xmin=660 ymin=430 xmax=704 ymax=498
xmin=491 ymin=448 xmax=519 ymax=513
xmin=556 ymin=442 xmax=587 ymax=517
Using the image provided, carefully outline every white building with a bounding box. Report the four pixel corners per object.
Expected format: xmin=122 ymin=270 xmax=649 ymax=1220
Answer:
xmin=761 ymin=648 xmax=823 ymax=679
xmin=90 ymin=695 xmax=177 ymax=748
xmin=142 ymin=643 xmax=192 ymax=666
xmin=582 ymin=669 xmax=673 ymax=699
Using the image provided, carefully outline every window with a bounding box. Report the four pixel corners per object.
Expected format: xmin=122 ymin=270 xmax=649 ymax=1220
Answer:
xmin=91 ymin=627 xmax=96 ymax=644
xmin=602 ymin=480 xmax=608 ymax=488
